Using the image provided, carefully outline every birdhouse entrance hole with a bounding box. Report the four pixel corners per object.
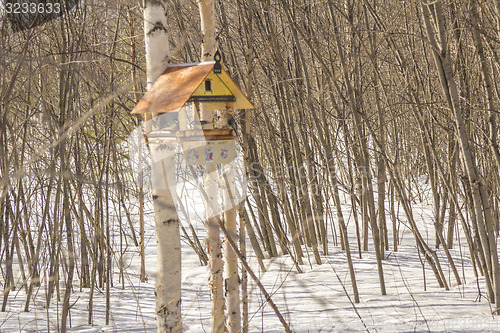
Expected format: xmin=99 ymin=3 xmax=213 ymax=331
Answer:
xmin=204 ymin=80 xmax=212 ymax=92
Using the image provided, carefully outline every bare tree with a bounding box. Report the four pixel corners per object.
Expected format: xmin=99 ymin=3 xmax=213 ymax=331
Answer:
xmin=143 ymin=0 xmax=183 ymax=331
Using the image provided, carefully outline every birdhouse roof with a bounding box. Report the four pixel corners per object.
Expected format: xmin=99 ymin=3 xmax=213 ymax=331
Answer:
xmin=131 ymin=62 xmax=254 ymax=114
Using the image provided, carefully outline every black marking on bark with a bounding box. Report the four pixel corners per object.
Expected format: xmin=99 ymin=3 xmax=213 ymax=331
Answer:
xmin=147 ymin=21 xmax=167 ymax=35
xmin=145 ymin=0 xmax=167 ymax=8
xmin=163 ymin=219 xmax=179 ymax=224
xmin=152 ymin=195 xmax=159 ymax=200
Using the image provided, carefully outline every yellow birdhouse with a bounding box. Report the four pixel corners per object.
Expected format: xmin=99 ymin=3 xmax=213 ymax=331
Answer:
xmin=131 ymin=51 xmax=253 ymax=165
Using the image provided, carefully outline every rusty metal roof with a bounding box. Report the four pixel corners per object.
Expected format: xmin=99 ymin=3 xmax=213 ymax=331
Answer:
xmin=131 ymin=62 xmax=214 ymax=114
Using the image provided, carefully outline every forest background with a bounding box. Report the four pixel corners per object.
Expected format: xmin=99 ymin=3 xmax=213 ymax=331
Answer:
xmin=0 ymin=0 xmax=500 ymax=331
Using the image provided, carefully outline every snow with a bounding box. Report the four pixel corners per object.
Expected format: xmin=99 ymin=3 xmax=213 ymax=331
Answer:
xmin=1 ymin=189 xmax=499 ymax=332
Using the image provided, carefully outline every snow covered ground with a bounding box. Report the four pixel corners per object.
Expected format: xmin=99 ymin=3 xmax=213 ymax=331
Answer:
xmin=1 ymin=190 xmax=499 ymax=332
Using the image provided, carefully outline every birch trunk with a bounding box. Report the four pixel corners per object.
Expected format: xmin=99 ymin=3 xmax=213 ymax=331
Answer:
xmin=198 ymin=0 xmax=216 ymax=121
xmin=199 ymin=0 xmax=216 ymax=61
xmin=144 ymin=0 xmax=170 ymax=132
xmin=223 ymin=169 xmax=241 ymax=333
xmin=144 ymin=1 xmax=182 ymax=331
xmin=198 ymin=1 xmax=227 ymax=331
xmin=151 ymin=155 xmax=182 ymax=332
xmin=239 ymin=204 xmax=249 ymax=333
xmin=205 ymin=167 xmax=225 ymax=333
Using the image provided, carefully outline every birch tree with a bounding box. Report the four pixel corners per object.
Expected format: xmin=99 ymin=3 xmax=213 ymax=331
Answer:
xmin=223 ymin=169 xmax=241 ymax=332
xmin=197 ymin=1 xmax=230 ymax=332
xmin=204 ymin=172 xmax=225 ymax=332
xmin=144 ymin=1 xmax=182 ymax=331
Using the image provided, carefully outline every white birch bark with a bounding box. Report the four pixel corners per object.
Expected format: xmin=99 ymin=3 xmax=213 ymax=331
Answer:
xmin=144 ymin=0 xmax=170 ymax=132
xmin=198 ymin=1 xmax=226 ymax=331
xmin=144 ymin=1 xmax=182 ymax=331
xmin=144 ymin=2 xmax=170 ymax=89
xmin=198 ymin=0 xmax=216 ymax=61
xmin=198 ymin=0 xmax=216 ymax=123
xmin=223 ymin=168 xmax=241 ymax=333
xmin=151 ymin=154 xmax=182 ymax=332
xmin=205 ymin=167 xmax=225 ymax=333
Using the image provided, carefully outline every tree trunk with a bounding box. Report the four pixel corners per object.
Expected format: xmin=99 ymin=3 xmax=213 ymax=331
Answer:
xmin=205 ymin=167 xmax=225 ymax=333
xmin=198 ymin=1 xmax=228 ymax=331
xmin=223 ymin=169 xmax=241 ymax=333
xmin=422 ymin=1 xmax=500 ymax=312
xmin=144 ymin=1 xmax=182 ymax=331
xmin=151 ymin=155 xmax=182 ymax=332
xmin=330 ymin=3 xmax=386 ymax=295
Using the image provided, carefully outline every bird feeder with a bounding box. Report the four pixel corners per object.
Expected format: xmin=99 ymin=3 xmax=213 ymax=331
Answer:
xmin=131 ymin=51 xmax=253 ymax=165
